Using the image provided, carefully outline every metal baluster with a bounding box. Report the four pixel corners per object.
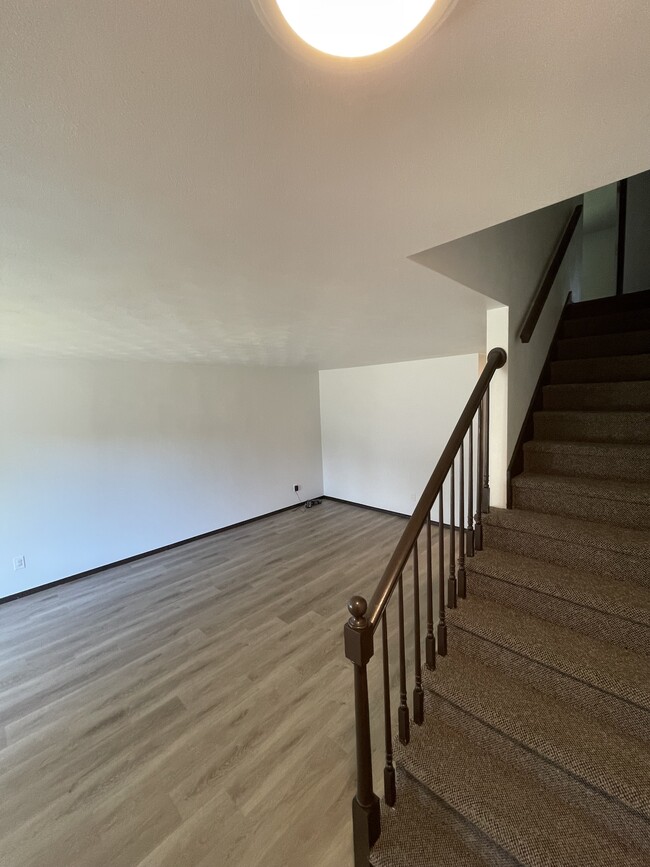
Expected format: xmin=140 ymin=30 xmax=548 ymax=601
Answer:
xmin=425 ymin=513 xmax=436 ymax=670
xmin=483 ymin=385 xmax=491 ymax=512
xmin=397 ymin=573 xmax=410 ymax=745
xmin=467 ymin=418 xmax=475 ymax=558
xmin=345 ymin=597 xmax=381 ymax=864
xmin=448 ymin=458 xmax=457 ymax=609
xmin=437 ymin=489 xmax=447 ymax=656
xmin=458 ymin=437 xmax=467 ymax=598
xmin=381 ymin=613 xmax=396 ymax=807
xmin=412 ymin=543 xmax=424 ymax=724
xmin=475 ymin=400 xmax=484 ymax=551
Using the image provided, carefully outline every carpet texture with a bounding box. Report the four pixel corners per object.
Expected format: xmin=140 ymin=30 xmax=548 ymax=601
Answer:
xmin=370 ymin=291 xmax=650 ymax=866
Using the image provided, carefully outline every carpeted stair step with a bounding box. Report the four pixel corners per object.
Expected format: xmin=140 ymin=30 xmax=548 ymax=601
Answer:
xmin=511 ymin=472 xmax=650 ymax=528
xmin=523 ymin=439 xmax=650 ymax=482
xmin=482 ymin=508 xmax=650 ymax=585
xmin=556 ymin=330 xmax=650 ymax=360
xmin=561 ymin=306 xmax=650 ymax=338
xmin=393 ymin=697 xmax=650 ymax=867
xmin=465 ymin=548 xmax=650 ymax=654
xmin=563 ymin=289 xmax=650 ymax=320
xmin=370 ymin=770 xmax=520 ymax=867
xmin=446 ymin=596 xmax=650 ymax=744
xmin=422 ymin=652 xmax=650 ymax=824
xmin=534 ymin=409 xmax=650 ymax=444
xmin=543 ymin=380 xmax=650 ymax=411
xmin=550 ymin=353 xmax=650 ymax=383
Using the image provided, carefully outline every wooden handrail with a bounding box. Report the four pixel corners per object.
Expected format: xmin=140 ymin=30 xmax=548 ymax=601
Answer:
xmin=366 ymin=346 xmax=507 ymax=630
xmin=519 ymin=204 xmax=583 ymax=344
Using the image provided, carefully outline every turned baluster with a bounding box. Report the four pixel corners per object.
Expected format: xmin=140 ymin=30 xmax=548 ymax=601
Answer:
xmin=381 ymin=613 xmax=396 ymax=807
xmin=412 ymin=543 xmax=424 ymax=724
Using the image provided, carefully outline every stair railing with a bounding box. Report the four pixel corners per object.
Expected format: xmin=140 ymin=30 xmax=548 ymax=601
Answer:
xmin=344 ymin=347 xmax=507 ymax=866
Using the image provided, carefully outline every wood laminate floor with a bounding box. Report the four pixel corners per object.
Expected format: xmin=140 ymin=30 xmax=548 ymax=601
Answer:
xmin=0 ymin=500 xmax=435 ymax=867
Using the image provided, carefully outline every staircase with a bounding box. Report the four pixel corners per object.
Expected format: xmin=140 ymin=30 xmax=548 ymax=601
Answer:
xmin=369 ymin=290 xmax=650 ymax=866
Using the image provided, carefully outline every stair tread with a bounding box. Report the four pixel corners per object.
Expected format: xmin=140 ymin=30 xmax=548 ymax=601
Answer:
xmin=564 ymin=289 xmax=650 ymax=318
xmin=423 ymin=651 xmax=650 ymax=818
xmin=512 ymin=471 xmax=650 ymax=505
xmin=557 ymin=329 xmax=650 ymax=359
xmin=483 ymin=507 xmax=650 ymax=560
xmin=550 ymin=353 xmax=650 ymax=383
xmin=533 ymin=409 xmax=650 ymax=444
xmin=522 ymin=438 xmax=650 ymax=482
xmin=543 ymin=380 xmax=650 ymax=410
xmin=561 ymin=307 xmax=650 ymax=337
xmin=466 ymin=547 xmax=650 ymax=627
xmin=371 ymin=771 xmax=518 ymax=867
xmin=446 ymin=596 xmax=650 ymax=711
xmin=523 ymin=438 xmax=650 ymax=458
xmin=396 ymin=700 xmax=650 ymax=867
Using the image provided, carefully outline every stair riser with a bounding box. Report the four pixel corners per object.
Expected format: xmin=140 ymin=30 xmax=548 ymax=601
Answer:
xmin=466 ymin=571 xmax=650 ymax=655
xmin=557 ymin=331 xmax=650 ymax=360
xmin=448 ymin=626 xmax=650 ymax=745
xmin=512 ymin=486 xmax=650 ymax=529
xmin=534 ymin=412 xmax=650 ymax=444
xmin=523 ymin=446 xmax=650 ymax=482
xmin=543 ymin=383 xmax=650 ymax=412
xmin=550 ymin=354 xmax=650 ymax=383
xmin=483 ymin=524 xmax=650 ymax=587
xmin=561 ymin=308 xmax=650 ymax=338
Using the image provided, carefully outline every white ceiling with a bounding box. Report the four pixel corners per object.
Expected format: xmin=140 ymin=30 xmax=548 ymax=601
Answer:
xmin=1 ymin=0 xmax=649 ymax=368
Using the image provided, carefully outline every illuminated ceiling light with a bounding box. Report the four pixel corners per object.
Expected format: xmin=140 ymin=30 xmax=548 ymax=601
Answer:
xmin=274 ymin=0 xmax=454 ymax=59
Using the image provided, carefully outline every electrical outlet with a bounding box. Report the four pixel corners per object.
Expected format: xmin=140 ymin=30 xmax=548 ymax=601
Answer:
xmin=13 ymin=555 xmax=26 ymax=571
xmin=294 ymin=484 xmax=300 ymax=492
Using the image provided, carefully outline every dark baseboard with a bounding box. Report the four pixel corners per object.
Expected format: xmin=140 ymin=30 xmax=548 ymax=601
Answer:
xmin=322 ymin=496 xmax=453 ymax=529
xmin=323 ymin=495 xmax=410 ymax=520
xmin=0 ymin=499 xmax=323 ymax=606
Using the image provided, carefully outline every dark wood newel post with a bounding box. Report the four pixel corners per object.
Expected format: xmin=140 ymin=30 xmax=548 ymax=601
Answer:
xmin=345 ymin=596 xmax=381 ymax=866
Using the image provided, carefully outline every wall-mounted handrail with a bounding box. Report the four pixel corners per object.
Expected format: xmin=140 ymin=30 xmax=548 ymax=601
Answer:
xmin=519 ymin=204 xmax=583 ymax=343
xmin=366 ymin=346 xmax=507 ymax=630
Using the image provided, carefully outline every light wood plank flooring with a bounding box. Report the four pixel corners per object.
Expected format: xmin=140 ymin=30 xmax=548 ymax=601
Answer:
xmin=0 ymin=500 xmax=431 ymax=867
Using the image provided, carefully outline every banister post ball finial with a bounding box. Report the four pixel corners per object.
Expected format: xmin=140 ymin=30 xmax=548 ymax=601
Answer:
xmin=487 ymin=347 xmax=507 ymax=368
xmin=347 ymin=595 xmax=368 ymax=629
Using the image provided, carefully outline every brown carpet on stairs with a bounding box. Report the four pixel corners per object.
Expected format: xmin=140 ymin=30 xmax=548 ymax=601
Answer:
xmin=370 ymin=291 xmax=650 ymax=867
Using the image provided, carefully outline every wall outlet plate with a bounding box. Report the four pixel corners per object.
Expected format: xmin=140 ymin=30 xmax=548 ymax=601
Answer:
xmin=13 ymin=555 xmax=26 ymax=571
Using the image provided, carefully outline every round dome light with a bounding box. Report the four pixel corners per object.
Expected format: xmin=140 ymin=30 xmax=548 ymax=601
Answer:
xmin=274 ymin=0 xmax=446 ymax=59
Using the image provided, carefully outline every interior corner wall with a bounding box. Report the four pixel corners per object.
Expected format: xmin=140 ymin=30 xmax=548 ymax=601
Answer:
xmin=410 ymin=196 xmax=583 ymax=469
xmin=319 ymin=354 xmax=481 ymax=517
xmin=486 ymin=307 xmax=509 ymax=509
xmin=0 ymin=360 xmax=323 ymax=598
xmin=582 ymin=225 xmax=617 ymax=301
xmin=624 ymin=169 xmax=650 ymax=295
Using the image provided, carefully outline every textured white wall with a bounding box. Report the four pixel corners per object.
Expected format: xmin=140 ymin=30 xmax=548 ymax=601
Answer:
xmin=319 ymin=355 xmax=480 ymax=517
xmin=413 ymin=200 xmax=583 ymax=502
xmin=0 ymin=360 xmax=323 ymax=597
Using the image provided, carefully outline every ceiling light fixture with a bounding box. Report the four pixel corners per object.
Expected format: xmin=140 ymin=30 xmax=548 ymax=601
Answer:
xmin=272 ymin=0 xmax=457 ymax=59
